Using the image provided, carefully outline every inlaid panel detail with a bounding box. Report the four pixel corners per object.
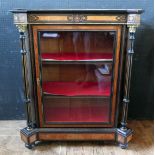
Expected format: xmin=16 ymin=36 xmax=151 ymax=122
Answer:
xmin=27 ymin=14 xmax=127 ymax=23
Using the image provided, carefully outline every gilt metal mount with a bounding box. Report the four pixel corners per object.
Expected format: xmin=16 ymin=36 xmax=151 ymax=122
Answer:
xmin=16 ymin=24 xmax=27 ymax=33
xmin=67 ymin=14 xmax=87 ymax=22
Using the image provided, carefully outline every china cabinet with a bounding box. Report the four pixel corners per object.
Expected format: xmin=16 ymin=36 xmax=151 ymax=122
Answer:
xmin=11 ymin=9 xmax=143 ymax=149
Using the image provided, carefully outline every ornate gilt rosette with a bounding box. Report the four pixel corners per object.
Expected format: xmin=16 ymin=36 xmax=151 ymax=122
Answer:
xmin=67 ymin=14 xmax=87 ymax=22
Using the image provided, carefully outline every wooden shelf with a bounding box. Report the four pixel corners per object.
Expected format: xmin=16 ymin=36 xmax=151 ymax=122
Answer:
xmin=42 ymin=81 xmax=111 ymax=97
xmin=41 ymin=53 xmax=113 ymax=63
xmin=43 ymin=94 xmax=109 ymax=98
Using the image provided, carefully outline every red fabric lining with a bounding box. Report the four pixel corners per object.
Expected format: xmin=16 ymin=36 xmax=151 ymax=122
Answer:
xmin=44 ymin=105 xmax=109 ymax=122
xmin=43 ymin=81 xmax=110 ymax=96
xmin=41 ymin=53 xmax=113 ymax=61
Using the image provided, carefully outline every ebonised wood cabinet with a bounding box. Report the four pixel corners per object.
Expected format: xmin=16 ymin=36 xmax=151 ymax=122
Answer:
xmin=11 ymin=9 xmax=143 ymax=149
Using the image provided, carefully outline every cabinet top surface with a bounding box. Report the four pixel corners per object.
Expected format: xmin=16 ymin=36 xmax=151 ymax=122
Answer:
xmin=10 ymin=9 xmax=144 ymax=14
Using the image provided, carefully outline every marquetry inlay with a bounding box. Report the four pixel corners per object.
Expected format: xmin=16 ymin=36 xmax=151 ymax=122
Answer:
xmin=28 ymin=15 xmax=39 ymax=22
xmin=27 ymin=14 xmax=127 ymax=24
xmin=116 ymin=15 xmax=126 ymax=22
xmin=67 ymin=14 xmax=87 ymax=22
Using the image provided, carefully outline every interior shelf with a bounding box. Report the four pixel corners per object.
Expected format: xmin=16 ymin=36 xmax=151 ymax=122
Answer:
xmin=41 ymin=53 xmax=113 ymax=62
xmin=43 ymin=95 xmax=108 ymax=98
xmin=42 ymin=81 xmax=111 ymax=97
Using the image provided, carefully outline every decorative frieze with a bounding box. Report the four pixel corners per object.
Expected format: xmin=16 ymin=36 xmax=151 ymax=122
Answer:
xmin=67 ymin=14 xmax=87 ymax=22
xmin=26 ymin=14 xmax=127 ymax=24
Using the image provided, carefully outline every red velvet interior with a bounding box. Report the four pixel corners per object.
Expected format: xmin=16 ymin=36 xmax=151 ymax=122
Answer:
xmin=41 ymin=53 xmax=113 ymax=61
xmin=42 ymin=52 xmax=112 ymax=122
xmin=44 ymin=104 xmax=109 ymax=122
xmin=43 ymin=81 xmax=111 ymax=96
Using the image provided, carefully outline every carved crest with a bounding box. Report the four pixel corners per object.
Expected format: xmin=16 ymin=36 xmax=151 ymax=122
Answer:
xmin=67 ymin=14 xmax=87 ymax=22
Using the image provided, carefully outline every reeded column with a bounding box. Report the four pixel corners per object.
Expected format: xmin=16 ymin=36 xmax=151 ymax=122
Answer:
xmin=16 ymin=24 xmax=32 ymax=130
xmin=120 ymin=26 xmax=136 ymax=130
xmin=117 ymin=24 xmax=138 ymax=149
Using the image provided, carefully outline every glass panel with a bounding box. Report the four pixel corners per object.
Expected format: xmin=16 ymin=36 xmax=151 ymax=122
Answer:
xmin=40 ymin=31 xmax=114 ymax=61
xmin=44 ymin=97 xmax=110 ymax=122
xmin=39 ymin=31 xmax=115 ymax=123
xmin=42 ymin=64 xmax=112 ymax=97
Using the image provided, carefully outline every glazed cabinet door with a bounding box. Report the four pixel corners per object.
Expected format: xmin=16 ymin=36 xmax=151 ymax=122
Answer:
xmin=32 ymin=25 xmax=121 ymax=127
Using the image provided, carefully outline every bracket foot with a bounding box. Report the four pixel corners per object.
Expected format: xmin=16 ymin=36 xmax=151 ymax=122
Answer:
xmin=20 ymin=127 xmax=38 ymax=149
xmin=25 ymin=143 xmax=34 ymax=149
xmin=119 ymin=143 xmax=128 ymax=149
xmin=117 ymin=128 xmax=133 ymax=149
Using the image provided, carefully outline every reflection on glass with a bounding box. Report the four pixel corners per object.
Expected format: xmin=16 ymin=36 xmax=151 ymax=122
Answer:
xmin=40 ymin=31 xmax=114 ymax=61
xmin=44 ymin=97 xmax=110 ymax=123
xmin=42 ymin=64 xmax=112 ymax=97
xmin=39 ymin=31 xmax=115 ymax=123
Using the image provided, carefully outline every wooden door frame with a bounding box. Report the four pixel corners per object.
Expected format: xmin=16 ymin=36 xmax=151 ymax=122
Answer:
xmin=32 ymin=25 xmax=122 ymax=128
